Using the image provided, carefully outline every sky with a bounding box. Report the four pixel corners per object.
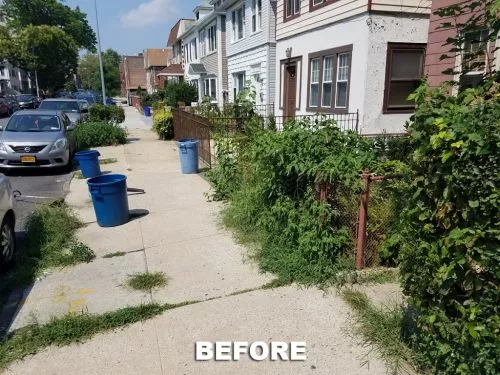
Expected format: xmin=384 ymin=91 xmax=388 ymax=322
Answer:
xmin=66 ymin=0 xmax=201 ymax=56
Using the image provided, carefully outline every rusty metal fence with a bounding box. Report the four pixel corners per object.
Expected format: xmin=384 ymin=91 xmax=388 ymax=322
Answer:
xmin=172 ymin=109 xmax=213 ymax=168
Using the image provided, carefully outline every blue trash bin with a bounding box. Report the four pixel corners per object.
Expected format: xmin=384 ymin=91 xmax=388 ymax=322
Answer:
xmin=87 ymin=174 xmax=130 ymax=227
xmin=75 ymin=150 xmax=101 ymax=178
xmin=143 ymin=106 xmax=151 ymax=117
xmin=177 ymin=139 xmax=199 ymax=174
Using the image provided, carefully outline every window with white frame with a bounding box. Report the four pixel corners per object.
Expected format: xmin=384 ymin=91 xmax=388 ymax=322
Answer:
xmin=335 ymin=53 xmax=350 ymax=108
xmin=252 ymin=0 xmax=262 ymax=33
xmin=190 ymin=38 xmax=198 ymax=60
xmin=232 ymin=6 xmax=245 ymax=42
xmin=208 ymin=24 xmax=217 ymax=53
xmin=309 ymin=59 xmax=320 ymax=107
xmin=462 ymin=29 xmax=489 ymax=73
xmin=191 ymin=79 xmax=199 ymax=92
xmin=233 ymin=72 xmax=246 ymax=98
xmin=285 ymin=0 xmax=300 ymax=20
xmin=199 ymin=30 xmax=206 ymax=57
xmin=204 ymin=78 xmax=217 ymax=101
xmin=321 ymin=56 xmax=333 ymax=107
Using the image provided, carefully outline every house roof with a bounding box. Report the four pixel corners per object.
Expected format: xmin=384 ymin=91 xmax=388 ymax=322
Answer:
xmin=157 ymin=64 xmax=184 ymax=76
xmin=167 ymin=18 xmax=195 ymax=46
xmin=121 ymin=55 xmax=147 ymax=90
xmin=144 ymin=48 xmax=170 ymax=68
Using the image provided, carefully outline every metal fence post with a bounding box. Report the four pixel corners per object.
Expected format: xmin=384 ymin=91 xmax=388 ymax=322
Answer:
xmin=356 ymin=169 xmax=371 ymax=270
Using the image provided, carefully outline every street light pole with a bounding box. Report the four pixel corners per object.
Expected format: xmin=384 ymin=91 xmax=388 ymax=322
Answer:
xmin=94 ymin=0 xmax=106 ymax=105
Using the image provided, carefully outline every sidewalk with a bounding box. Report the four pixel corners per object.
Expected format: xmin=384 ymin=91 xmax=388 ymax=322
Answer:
xmin=4 ymin=106 xmax=399 ymax=374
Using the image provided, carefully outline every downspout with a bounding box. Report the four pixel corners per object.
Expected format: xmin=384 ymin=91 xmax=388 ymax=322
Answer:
xmin=367 ymin=0 xmax=372 ymax=13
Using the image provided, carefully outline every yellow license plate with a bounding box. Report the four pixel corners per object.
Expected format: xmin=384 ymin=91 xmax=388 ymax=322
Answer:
xmin=21 ymin=155 xmax=36 ymax=163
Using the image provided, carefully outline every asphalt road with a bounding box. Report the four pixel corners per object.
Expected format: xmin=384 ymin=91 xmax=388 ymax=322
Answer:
xmin=0 ymin=115 xmax=73 ymax=230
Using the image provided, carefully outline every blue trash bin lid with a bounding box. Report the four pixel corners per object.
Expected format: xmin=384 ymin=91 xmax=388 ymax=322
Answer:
xmin=76 ymin=150 xmax=100 ymax=159
xmin=177 ymin=139 xmax=199 ymax=147
xmin=88 ymin=174 xmax=127 ymax=186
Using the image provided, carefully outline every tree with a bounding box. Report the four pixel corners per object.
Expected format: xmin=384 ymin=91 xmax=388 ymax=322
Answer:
xmin=1 ymin=0 xmax=96 ymax=51
xmin=78 ymin=49 xmax=122 ymax=96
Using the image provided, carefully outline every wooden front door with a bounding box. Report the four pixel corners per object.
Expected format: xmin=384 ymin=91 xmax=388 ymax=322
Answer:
xmin=284 ymin=64 xmax=297 ymax=118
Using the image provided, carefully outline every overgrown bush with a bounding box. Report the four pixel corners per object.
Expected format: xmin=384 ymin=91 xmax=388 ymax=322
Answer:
xmin=400 ymin=77 xmax=500 ymax=374
xmin=152 ymin=109 xmax=174 ymax=140
xmin=163 ymin=82 xmax=198 ymax=107
xmin=219 ymin=118 xmax=378 ymax=284
xmin=75 ymin=121 xmax=127 ymax=150
xmin=87 ymin=104 xmax=125 ymax=124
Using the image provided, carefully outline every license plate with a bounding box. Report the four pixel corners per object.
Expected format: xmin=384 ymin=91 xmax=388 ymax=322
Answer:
xmin=21 ymin=155 xmax=36 ymax=163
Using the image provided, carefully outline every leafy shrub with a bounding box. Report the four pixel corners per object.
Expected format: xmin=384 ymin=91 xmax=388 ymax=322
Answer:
xmin=87 ymin=104 xmax=125 ymax=124
xmin=152 ymin=109 xmax=174 ymax=140
xmin=399 ymin=77 xmax=500 ymax=374
xmin=75 ymin=121 xmax=127 ymax=150
xmin=218 ymin=118 xmax=377 ymax=284
xmin=163 ymin=82 xmax=198 ymax=107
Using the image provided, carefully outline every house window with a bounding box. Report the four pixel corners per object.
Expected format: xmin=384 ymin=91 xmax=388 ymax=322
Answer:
xmin=191 ymin=38 xmax=198 ymax=60
xmin=285 ymin=0 xmax=300 ymax=20
xmin=232 ymin=6 xmax=245 ymax=42
xmin=307 ymin=45 xmax=352 ymax=113
xmin=309 ymin=0 xmax=336 ymax=11
xmin=204 ymin=78 xmax=217 ymax=101
xmin=252 ymin=0 xmax=262 ymax=32
xmin=208 ymin=25 xmax=217 ymax=53
xmin=383 ymin=43 xmax=425 ymax=113
xmin=233 ymin=72 xmax=246 ymax=98
xmin=199 ymin=30 xmax=206 ymax=57
xmin=191 ymin=79 xmax=199 ymax=92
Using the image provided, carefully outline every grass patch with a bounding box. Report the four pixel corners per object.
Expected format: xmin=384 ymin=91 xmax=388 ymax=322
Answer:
xmin=99 ymin=158 xmax=118 ymax=165
xmin=127 ymin=272 xmax=168 ymax=291
xmin=74 ymin=171 xmax=84 ymax=179
xmin=102 ymin=251 xmax=127 ymax=259
xmin=341 ymin=289 xmax=417 ymax=374
xmin=355 ymin=268 xmax=399 ymax=285
xmin=0 ymin=300 xmax=198 ymax=370
xmin=0 ymin=203 xmax=95 ymax=308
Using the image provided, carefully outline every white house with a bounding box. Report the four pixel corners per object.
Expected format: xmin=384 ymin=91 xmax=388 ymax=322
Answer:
xmin=0 ymin=61 xmax=34 ymax=95
xmin=212 ymin=0 xmax=277 ymax=109
xmin=178 ymin=2 xmax=229 ymax=106
xmin=274 ymin=0 xmax=431 ymax=134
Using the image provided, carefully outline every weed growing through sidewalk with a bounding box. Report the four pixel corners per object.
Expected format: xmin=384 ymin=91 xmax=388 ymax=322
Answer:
xmin=0 ymin=301 xmax=198 ymax=370
xmin=341 ymin=289 xmax=417 ymax=374
xmin=74 ymin=171 xmax=84 ymax=179
xmin=100 ymin=158 xmax=118 ymax=165
xmin=103 ymin=251 xmax=127 ymax=259
xmin=0 ymin=203 xmax=95 ymax=308
xmin=127 ymin=272 xmax=168 ymax=291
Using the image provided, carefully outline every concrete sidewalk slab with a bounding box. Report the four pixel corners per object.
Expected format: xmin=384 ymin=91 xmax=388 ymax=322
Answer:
xmin=146 ymin=233 xmax=272 ymax=304
xmin=7 ymin=286 xmax=388 ymax=375
xmin=9 ymin=252 xmax=150 ymax=330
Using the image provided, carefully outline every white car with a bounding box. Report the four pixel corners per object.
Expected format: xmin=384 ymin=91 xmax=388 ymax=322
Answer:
xmin=0 ymin=173 xmax=16 ymax=273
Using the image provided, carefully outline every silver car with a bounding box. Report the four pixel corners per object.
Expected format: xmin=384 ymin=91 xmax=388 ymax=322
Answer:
xmin=38 ymin=98 xmax=86 ymax=124
xmin=0 ymin=110 xmax=76 ymax=169
xmin=0 ymin=173 xmax=15 ymax=273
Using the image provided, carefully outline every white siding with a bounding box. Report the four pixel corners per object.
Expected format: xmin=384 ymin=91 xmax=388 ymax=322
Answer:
xmin=362 ymin=14 xmax=429 ymax=134
xmin=371 ymin=0 xmax=431 ymax=13
xmin=228 ymin=45 xmax=272 ymax=105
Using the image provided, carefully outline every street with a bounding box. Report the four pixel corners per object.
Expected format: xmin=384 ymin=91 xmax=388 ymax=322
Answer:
xmin=0 ymin=116 xmax=73 ymax=230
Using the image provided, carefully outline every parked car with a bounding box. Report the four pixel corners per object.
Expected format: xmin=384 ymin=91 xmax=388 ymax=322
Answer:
xmin=38 ymin=98 xmax=86 ymax=124
xmin=0 ymin=173 xmax=16 ymax=273
xmin=0 ymin=98 xmax=10 ymax=117
xmin=0 ymin=110 xmax=76 ymax=169
xmin=16 ymin=94 xmax=38 ymax=109
xmin=5 ymin=97 xmax=20 ymax=114
xmin=78 ymin=99 xmax=90 ymax=112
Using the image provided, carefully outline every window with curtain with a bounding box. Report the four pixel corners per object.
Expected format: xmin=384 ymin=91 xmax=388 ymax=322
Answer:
xmin=384 ymin=43 xmax=425 ymax=112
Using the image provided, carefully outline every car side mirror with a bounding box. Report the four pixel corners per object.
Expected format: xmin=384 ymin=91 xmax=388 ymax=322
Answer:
xmin=67 ymin=124 xmax=76 ymax=131
xmin=0 ymin=125 xmax=3 ymax=131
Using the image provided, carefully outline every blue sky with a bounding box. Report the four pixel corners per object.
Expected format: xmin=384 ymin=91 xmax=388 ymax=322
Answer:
xmin=66 ymin=0 xmax=200 ymax=55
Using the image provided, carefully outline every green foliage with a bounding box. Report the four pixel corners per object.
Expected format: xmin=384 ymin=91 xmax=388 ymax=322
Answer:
xmin=87 ymin=104 xmax=125 ymax=124
xmin=163 ymin=82 xmax=198 ymax=107
xmin=127 ymin=272 xmax=168 ymax=291
xmin=75 ymin=122 xmax=127 ymax=150
xmin=78 ymin=49 xmax=121 ymax=96
xmin=342 ymin=289 xmax=418 ymax=374
xmin=152 ymin=109 xmax=174 ymax=140
xmin=218 ymin=118 xmax=377 ymax=285
xmin=399 ymin=77 xmax=500 ymax=374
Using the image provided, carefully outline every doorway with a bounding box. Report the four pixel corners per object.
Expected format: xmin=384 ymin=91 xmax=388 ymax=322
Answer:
xmin=284 ymin=64 xmax=297 ymax=118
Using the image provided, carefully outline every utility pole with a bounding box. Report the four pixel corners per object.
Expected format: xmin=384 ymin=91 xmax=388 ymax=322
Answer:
xmin=94 ymin=0 xmax=106 ymax=104
xmin=35 ymin=70 xmax=40 ymax=97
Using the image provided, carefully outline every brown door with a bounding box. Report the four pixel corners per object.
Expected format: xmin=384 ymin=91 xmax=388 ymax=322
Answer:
xmin=284 ymin=64 xmax=297 ymax=118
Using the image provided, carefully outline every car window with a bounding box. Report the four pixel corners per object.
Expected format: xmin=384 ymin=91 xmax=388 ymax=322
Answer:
xmin=39 ymin=101 xmax=80 ymax=112
xmin=5 ymin=114 xmax=62 ymax=132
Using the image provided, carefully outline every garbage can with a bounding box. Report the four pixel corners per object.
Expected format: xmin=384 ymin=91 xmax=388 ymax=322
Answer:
xmin=143 ymin=106 xmax=151 ymax=117
xmin=75 ymin=150 xmax=101 ymax=178
xmin=177 ymin=139 xmax=199 ymax=174
xmin=87 ymin=174 xmax=130 ymax=227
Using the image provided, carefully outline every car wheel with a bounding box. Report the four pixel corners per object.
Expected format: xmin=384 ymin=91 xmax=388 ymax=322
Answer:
xmin=7 ymin=108 xmax=13 ymax=116
xmin=0 ymin=214 xmax=15 ymax=273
